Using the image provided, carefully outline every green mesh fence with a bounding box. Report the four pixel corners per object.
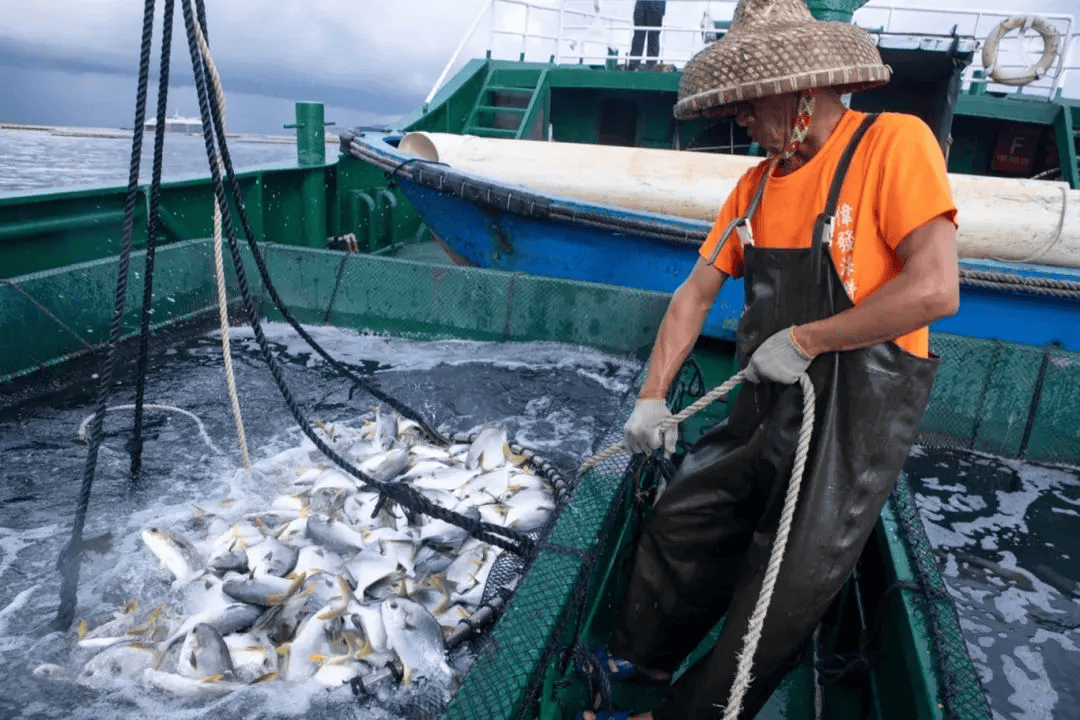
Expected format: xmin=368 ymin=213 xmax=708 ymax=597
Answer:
xmin=883 ymin=476 xmax=993 ymax=720
xmin=259 ymin=245 xmax=669 ymax=353
xmin=922 ymin=333 xmax=1080 ymax=463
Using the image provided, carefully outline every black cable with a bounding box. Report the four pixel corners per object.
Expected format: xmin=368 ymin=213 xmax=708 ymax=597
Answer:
xmin=1018 ymin=342 xmax=1058 ymax=459
xmin=189 ymin=1 xmax=447 ymax=446
xmin=178 ymin=0 xmax=530 ymax=556
xmin=52 ymin=0 xmax=157 ymax=632
xmin=130 ymin=0 xmax=175 ymax=483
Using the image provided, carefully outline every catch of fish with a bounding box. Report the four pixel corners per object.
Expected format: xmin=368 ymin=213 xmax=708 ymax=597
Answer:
xmin=64 ymin=409 xmax=556 ymax=701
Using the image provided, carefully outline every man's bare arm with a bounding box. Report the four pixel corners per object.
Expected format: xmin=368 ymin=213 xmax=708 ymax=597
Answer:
xmin=794 ymin=215 xmax=959 ymax=356
xmin=639 ymin=258 xmax=729 ymax=399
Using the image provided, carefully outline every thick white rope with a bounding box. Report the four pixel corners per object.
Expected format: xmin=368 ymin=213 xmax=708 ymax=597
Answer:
xmin=77 ymin=403 xmax=223 ymax=456
xmin=576 ymin=370 xmax=816 ymax=718
xmin=194 ymin=20 xmax=250 ymax=470
xmin=722 ymin=373 xmax=815 ymax=719
xmin=576 ymin=369 xmax=749 ymax=477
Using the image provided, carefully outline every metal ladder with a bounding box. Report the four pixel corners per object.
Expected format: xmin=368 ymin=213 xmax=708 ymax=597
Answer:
xmin=462 ymin=64 xmax=549 ymax=139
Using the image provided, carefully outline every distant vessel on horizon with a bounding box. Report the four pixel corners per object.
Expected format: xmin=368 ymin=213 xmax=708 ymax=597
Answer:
xmin=143 ymin=111 xmax=202 ymax=134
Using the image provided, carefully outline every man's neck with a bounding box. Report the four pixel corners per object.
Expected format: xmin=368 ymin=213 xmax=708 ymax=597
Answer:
xmin=779 ymin=96 xmax=847 ymax=174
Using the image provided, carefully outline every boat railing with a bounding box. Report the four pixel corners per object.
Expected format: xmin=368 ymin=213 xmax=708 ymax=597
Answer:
xmin=426 ymin=1 xmax=733 ymax=103
xmin=426 ymin=1 xmax=1078 ymax=105
xmin=855 ymin=2 xmax=1078 ymax=101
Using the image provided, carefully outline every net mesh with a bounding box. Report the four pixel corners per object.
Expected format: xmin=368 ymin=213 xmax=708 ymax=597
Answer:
xmin=443 ymin=388 xmax=639 ymax=720
xmin=887 ymin=473 xmax=994 ymax=719
xmin=921 ymin=333 xmax=1080 ymax=463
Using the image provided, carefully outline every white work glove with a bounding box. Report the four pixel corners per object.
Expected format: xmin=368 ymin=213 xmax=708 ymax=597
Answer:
xmin=743 ymin=326 xmax=814 ymax=385
xmin=624 ymin=398 xmax=677 ymax=455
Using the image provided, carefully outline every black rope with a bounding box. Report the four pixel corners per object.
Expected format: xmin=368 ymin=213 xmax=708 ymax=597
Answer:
xmin=187 ymin=15 xmax=447 ymax=447
xmin=130 ymin=0 xmax=174 ymax=483
xmin=968 ymin=340 xmax=1003 ymax=452
xmin=179 ymin=0 xmax=531 ymax=557
xmin=1018 ymin=342 xmax=1058 ymax=459
xmin=52 ymin=0 xmax=157 ymax=632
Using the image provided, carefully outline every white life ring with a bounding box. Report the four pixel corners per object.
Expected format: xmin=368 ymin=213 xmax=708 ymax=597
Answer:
xmin=982 ymin=15 xmax=1060 ymax=86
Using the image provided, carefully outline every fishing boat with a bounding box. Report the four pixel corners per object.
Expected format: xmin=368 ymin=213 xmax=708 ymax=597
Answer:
xmin=1 ymin=0 xmax=1078 ymax=718
xmin=342 ymin=0 xmax=1080 ymax=350
xmin=143 ymin=111 xmax=204 ymax=135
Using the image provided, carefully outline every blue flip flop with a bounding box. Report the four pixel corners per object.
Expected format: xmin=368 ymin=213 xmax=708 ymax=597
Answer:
xmin=577 ymin=646 xmax=669 ymax=685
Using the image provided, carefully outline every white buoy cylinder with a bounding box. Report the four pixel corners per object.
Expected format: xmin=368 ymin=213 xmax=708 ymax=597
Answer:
xmin=400 ymin=132 xmax=1080 ymax=268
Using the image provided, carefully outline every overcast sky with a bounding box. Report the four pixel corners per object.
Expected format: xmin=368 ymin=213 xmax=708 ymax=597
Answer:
xmin=0 ymin=0 xmax=1075 ymax=135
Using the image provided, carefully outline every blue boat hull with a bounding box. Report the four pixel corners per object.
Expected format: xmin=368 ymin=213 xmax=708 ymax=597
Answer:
xmin=398 ymin=178 xmax=746 ymax=341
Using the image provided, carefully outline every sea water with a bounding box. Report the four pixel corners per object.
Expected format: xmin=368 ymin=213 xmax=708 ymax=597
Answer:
xmin=0 ymin=323 xmax=642 ymax=719
xmin=0 ymin=128 xmax=327 ymax=194
xmin=905 ymin=448 xmax=1080 ymax=720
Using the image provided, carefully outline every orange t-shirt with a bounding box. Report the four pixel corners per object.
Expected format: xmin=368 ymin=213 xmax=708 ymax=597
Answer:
xmin=698 ymin=110 xmax=957 ymax=357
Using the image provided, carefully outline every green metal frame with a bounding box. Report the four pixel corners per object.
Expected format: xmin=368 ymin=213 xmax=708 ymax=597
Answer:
xmin=953 ymin=91 xmax=1080 ymax=188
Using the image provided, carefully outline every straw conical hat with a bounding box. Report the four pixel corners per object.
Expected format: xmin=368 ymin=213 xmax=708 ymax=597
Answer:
xmin=675 ymin=0 xmax=889 ymax=119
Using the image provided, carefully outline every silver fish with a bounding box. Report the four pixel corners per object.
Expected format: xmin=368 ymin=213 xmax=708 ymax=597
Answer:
xmin=222 ymin=574 xmax=302 ymax=607
xmin=293 ymin=545 xmax=349 ymax=578
xmin=163 ymin=602 xmax=262 ymax=649
xmin=246 ymin=539 xmax=298 ymax=577
xmin=142 ymin=527 xmax=203 ymax=583
xmin=380 ymin=596 xmax=450 ymax=684
xmin=372 ymin=407 xmax=400 ymax=451
xmin=283 ymin=604 xmax=342 ymax=681
xmin=178 ymin=622 xmax=235 ymax=680
xmin=314 ymin=656 xmax=367 ymax=687
xmin=77 ymin=642 xmax=160 ymax=689
xmin=503 ymin=488 xmax=555 ymax=530
xmin=142 ymin=668 xmax=241 ymax=697
xmin=360 ymin=447 xmax=411 ymax=484
xmin=208 ymin=540 xmax=248 ymax=575
xmin=465 ymin=428 xmax=508 ymax=471
xmin=307 ymin=516 xmax=367 ymax=553
xmin=223 ymin=631 xmax=279 ymax=683
xmin=349 ymin=601 xmax=389 ymax=652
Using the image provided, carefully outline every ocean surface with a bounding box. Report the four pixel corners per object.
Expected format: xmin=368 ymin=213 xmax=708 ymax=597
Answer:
xmin=0 ymin=127 xmax=333 ymax=194
xmin=1 ymin=128 xmax=1079 ymax=719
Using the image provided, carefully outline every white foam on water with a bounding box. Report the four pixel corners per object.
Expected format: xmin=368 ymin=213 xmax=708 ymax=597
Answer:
xmin=233 ymin=323 xmax=642 ymax=393
xmin=0 ymin=585 xmax=40 ymax=636
xmin=1001 ymin=645 xmax=1057 ymax=719
xmin=0 ymin=525 xmax=61 ymax=579
xmin=910 ymin=446 xmax=1080 ymax=720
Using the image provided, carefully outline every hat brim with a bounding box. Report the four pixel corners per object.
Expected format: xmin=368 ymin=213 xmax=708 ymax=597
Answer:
xmin=675 ymin=21 xmax=890 ymax=120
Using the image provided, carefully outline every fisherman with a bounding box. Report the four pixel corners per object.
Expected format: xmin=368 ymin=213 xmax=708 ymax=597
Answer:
xmin=581 ymin=0 xmax=960 ymax=718
xmin=628 ymin=1 xmax=667 ymax=70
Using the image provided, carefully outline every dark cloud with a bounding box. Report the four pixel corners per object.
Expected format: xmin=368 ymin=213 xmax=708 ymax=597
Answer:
xmin=0 ymin=62 xmax=408 ymax=135
xmin=0 ymin=34 xmax=424 ymax=134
